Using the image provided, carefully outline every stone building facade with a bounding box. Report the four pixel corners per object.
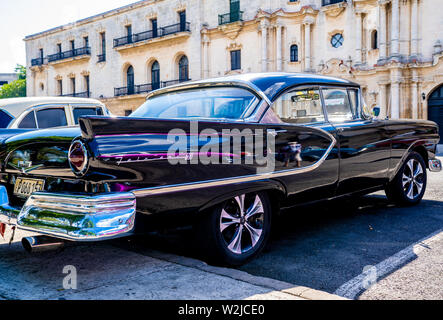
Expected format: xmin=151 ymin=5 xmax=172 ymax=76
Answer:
xmin=0 ymin=73 xmax=19 ymax=87
xmin=24 ymin=0 xmax=443 ymax=135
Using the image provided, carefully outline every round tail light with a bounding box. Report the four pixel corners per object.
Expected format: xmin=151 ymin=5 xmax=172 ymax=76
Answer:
xmin=69 ymin=140 xmax=89 ymax=175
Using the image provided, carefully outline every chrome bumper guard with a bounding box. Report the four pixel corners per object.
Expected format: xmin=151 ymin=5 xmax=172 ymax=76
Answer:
xmin=0 ymin=185 xmax=136 ymax=241
xmin=429 ymin=158 xmax=442 ymax=172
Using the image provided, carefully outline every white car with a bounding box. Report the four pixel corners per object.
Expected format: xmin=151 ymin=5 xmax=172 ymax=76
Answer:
xmin=0 ymin=97 xmax=110 ymax=130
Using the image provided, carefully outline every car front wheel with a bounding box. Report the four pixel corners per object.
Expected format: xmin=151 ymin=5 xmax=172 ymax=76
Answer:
xmin=385 ymin=151 xmax=427 ymax=206
xmin=196 ymin=192 xmax=272 ymax=266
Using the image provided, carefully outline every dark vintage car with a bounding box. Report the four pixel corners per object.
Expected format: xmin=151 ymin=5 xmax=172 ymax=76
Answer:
xmin=0 ymin=73 xmax=441 ymax=265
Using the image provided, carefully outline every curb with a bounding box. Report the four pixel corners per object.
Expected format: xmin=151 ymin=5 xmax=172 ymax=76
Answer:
xmin=144 ymin=249 xmax=348 ymax=300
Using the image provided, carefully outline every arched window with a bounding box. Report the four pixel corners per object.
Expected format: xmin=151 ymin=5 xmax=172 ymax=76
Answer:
xmin=371 ymin=30 xmax=378 ymax=50
xmin=151 ymin=61 xmax=160 ymax=90
xmin=178 ymin=56 xmax=189 ymax=82
xmin=290 ymin=45 xmax=299 ymax=62
xmin=126 ymin=65 xmax=134 ymax=94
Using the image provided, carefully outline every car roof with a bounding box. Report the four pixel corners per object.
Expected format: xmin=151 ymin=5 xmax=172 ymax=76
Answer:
xmin=150 ymin=73 xmax=360 ymax=102
xmin=0 ymin=97 xmax=105 ymax=118
xmin=209 ymin=73 xmax=359 ymax=101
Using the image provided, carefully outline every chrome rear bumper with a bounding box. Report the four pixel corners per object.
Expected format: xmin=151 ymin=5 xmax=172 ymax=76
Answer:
xmin=0 ymin=185 xmax=136 ymax=241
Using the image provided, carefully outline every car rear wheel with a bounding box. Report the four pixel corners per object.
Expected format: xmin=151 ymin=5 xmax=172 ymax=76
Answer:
xmin=385 ymin=151 xmax=427 ymax=206
xmin=196 ymin=192 xmax=272 ymax=266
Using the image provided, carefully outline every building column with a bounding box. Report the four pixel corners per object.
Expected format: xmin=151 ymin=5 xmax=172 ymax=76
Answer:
xmin=261 ymin=20 xmax=269 ymax=72
xmin=276 ymin=24 xmax=283 ymax=72
xmin=355 ymin=12 xmax=363 ymax=65
xmin=411 ymin=82 xmax=418 ymax=119
xmin=378 ymin=1 xmax=387 ymax=60
xmin=390 ymin=0 xmax=400 ymax=58
xmin=303 ymin=18 xmax=314 ymax=72
xmin=411 ymin=69 xmax=419 ymax=119
xmin=410 ymin=0 xmax=419 ymax=58
xmin=378 ymin=83 xmax=388 ymax=118
xmin=202 ymin=32 xmax=210 ymax=79
xmin=391 ymin=82 xmax=400 ymax=119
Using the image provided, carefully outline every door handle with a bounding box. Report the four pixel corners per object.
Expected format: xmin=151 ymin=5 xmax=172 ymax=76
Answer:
xmin=336 ymin=128 xmax=345 ymax=133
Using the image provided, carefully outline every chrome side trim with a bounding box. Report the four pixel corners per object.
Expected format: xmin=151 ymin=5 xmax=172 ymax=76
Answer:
xmin=132 ymin=130 xmax=337 ymax=197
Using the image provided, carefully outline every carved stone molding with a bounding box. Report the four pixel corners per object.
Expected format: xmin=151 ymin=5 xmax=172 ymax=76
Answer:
xmin=95 ymin=25 xmax=106 ymax=34
xmin=320 ymin=58 xmax=354 ymax=77
xmin=328 ymin=29 xmax=344 ymax=39
xmin=55 ymin=74 xmax=63 ymax=80
xmin=218 ymin=22 xmax=244 ymax=40
xmin=321 ymin=1 xmax=348 ymax=18
xmin=145 ymin=11 xmax=157 ymax=20
xmin=175 ymin=0 xmax=186 ymax=12
xmin=226 ymin=42 xmax=242 ymax=51
xmin=68 ymin=72 xmax=76 ymax=78
xmin=80 ymin=70 xmax=90 ymax=76
xmin=303 ymin=15 xmax=315 ymax=26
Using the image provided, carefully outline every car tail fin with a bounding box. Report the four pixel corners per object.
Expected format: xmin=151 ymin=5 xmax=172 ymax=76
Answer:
xmin=78 ymin=116 xmax=197 ymax=140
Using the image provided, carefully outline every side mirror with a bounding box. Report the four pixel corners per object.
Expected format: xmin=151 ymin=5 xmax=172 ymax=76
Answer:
xmin=372 ymin=106 xmax=381 ymax=118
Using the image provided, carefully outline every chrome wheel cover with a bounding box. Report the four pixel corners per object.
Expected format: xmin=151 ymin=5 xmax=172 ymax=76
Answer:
xmin=402 ymin=159 xmax=425 ymax=200
xmin=220 ymin=194 xmax=265 ymax=255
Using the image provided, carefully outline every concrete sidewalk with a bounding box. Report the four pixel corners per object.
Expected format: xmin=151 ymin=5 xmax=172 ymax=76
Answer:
xmin=0 ymin=229 xmax=344 ymax=300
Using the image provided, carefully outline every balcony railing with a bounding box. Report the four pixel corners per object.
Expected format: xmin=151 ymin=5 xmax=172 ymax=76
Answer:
xmin=113 ymin=22 xmax=191 ymax=48
xmin=114 ymin=83 xmax=155 ymax=97
xmin=47 ymin=47 xmax=91 ymax=63
xmin=218 ymin=11 xmax=244 ymax=25
xmin=161 ymin=78 xmax=191 ymax=87
xmin=31 ymin=58 xmax=45 ymax=66
xmin=97 ymin=54 xmax=106 ymax=63
xmin=115 ymin=79 xmax=191 ymax=97
xmin=60 ymin=91 xmax=90 ymax=98
xmin=322 ymin=0 xmax=346 ymax=6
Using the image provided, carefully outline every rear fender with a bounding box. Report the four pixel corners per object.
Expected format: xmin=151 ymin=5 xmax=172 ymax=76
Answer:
xmin=198 ymin=179 xmax=286 ymax=213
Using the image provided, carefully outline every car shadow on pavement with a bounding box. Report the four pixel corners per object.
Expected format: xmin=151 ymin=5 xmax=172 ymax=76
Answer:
xmin=118 ymin=194 xmax=443 ymax=296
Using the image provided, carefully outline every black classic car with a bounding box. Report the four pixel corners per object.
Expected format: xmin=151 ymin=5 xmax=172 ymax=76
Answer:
xmin=0 ymin=73 xmax=441 ymax=265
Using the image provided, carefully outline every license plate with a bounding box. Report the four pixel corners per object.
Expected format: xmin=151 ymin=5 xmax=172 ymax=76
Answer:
xmin=13 ymin=178 xmax=45 ymax=198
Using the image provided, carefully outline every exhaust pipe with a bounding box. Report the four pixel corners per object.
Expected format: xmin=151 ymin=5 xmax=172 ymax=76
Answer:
xmin=22 ymin=236 xmax=65 ymax=253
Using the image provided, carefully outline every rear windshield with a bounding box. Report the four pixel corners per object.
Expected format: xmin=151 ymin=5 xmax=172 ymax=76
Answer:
xmin=0 ymin=110 xmax=13 ymax=128
xmin=130 ymin=87 xmax=259 ymax=121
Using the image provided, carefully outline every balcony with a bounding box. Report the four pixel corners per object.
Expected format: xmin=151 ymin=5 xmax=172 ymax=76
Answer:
xmin=114 ymin=79 xmax=191 ymax=97
xmin=322 ymin=0 xmax=346 ymax=6
xmin=60 ymin=92 xmax=90 ymax=98
xmin=113 ymin=22 xmax=191 ymax=49
xmin=161 ymin=79 xmax=191 ymax=87
xmin=218 ymin=11 xmax=244 ymax=25
xmin=47 ymin=47 xmax=91 ymax=64
xmin=31 ymin=58 xmax=45 ymax=67
xmin=114 ymin=83 xmax=156 ymax=97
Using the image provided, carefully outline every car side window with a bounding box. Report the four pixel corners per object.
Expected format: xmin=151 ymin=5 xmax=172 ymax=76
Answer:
xmin=36 ymin=108 xmax=68 ymax=129
xmin=348 ymin=89 xmax=359 ymax=118
xmin=272 ymin=88 xmax=325 ymax=124
xmin=73 ymin=107 xmax=104 ymax=124
xmin=18 ymin=111 xmax=37 ymax=129
xmin=322 ymin=88 xmax=354 ymax=122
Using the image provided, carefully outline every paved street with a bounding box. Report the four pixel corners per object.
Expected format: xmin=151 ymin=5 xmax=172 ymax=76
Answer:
xmin=121 ymin=156 xmax=443 ymax=300
xmin=0 ymin=157 xmax=441 ymax=300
